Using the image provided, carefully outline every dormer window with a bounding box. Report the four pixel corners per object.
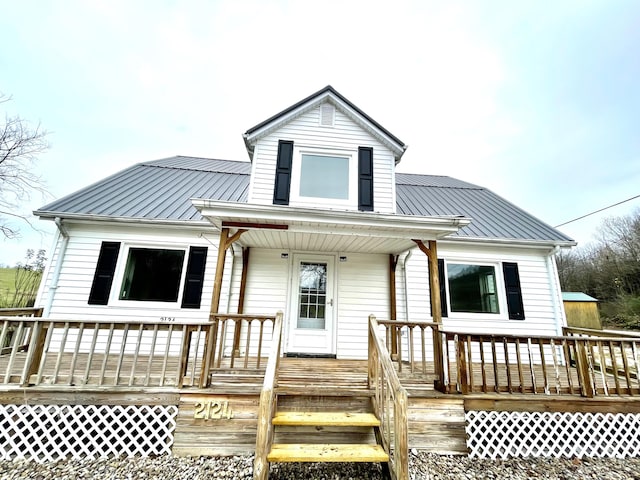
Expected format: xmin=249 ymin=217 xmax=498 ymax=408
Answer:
xmin=272 ymin=139 xmax=374 ymax=211
xmin=299 ymin=153 xmax=349 ymax=200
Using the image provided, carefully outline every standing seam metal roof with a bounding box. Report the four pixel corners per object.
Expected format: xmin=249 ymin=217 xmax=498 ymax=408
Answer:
xmin=35 ymin=156 xmax=573 ymax=243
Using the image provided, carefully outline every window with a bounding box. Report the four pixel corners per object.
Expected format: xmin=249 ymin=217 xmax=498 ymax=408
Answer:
xmin=299 ymin=154 xmax=349 ymax=199
xmin=437 ymin=260 xmax=525 ymax=319
xmin=119 ymin=248 xmax=185 ymax=302
xmin=88 ymin=243 xmax=208 ymax=308
xmin=447 ymin=263 xmax=499 ymax=314
xmin=273 ymin=141 xmax=374 ymax=211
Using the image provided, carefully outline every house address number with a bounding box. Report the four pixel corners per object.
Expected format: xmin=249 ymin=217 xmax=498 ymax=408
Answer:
xmin=193 ymin=401 xmax=233 ymax=420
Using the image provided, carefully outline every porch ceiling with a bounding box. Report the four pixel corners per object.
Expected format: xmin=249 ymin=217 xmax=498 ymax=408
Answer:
xmin=192 ymin=199 xmax=471 ymax=254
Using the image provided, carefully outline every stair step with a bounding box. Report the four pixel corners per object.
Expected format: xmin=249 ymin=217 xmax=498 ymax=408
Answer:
xmin=273 ymin=411 xmax=380 ymax=427
xmin=267 ymin=443 xmax=389 ymax=463
xmin=276 ymin=386 xmax=373 ymax=397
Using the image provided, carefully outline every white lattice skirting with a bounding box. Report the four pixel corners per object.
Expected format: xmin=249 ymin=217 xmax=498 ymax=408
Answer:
xmin=466 ymin=410 xmax=640 ymax=459
xmin=0 ymin=404 xmax=178 ymax=462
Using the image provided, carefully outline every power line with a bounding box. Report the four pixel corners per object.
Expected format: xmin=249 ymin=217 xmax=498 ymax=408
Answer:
xmin=554 ymin=194 xmax=640 ymax=228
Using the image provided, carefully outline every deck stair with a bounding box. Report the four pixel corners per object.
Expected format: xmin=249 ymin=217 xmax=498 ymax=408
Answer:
xmin=267 ymin=407 xmax=388 ymax=464
xmin=263 ymin=363 xmax=390 ymax=470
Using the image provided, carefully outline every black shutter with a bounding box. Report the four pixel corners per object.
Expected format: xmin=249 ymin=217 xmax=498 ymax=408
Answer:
xmin=438 ymin=258 xmax=448 ymax=318
xmin=273 ymin=140 xmax=294 ymax=205
xmin=181 ymin=246 xmax=208 ymax=309
xmin=503 ymin=262 xmax=525 ymax=320
xmin=358 ymin=147 xmax=374 ymax=211
xmin=88 ymin=242 xmax=121 ymax=305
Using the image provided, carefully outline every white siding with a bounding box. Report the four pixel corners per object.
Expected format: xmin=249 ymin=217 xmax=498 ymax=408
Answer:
xmin=248 ymin=104 xmax=396 ymax=213
xmin=242 ymin=249 xmax=289 ymax=316
xmin=37 ymin=223 xmax=230 ymax=323
xmin=336 ymin=253 xmax=389 ymax=359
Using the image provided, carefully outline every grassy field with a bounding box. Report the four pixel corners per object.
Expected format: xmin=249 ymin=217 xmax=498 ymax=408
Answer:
xmin=0 ymin=268 xmax=16 ymax=308
xmin=0 ymin=267 xmax=41 ymax=308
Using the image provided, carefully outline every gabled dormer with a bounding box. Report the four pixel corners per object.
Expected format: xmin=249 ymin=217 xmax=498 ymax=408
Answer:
xmin=243 ymin=86 xmax=407 ymax=214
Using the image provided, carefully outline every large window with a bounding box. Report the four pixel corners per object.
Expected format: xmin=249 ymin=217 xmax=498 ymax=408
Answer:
xmin=299 ymin=154 xmax=349 ymax=199
xmin=447 ymin=263 xmax=499 ymax=314
xmin=119 ymin=248 xmax=185 ymax=302
xmin=438 ymin=260 xmax=525 ymax=320
xmin=88 ymin=243 xmax=208 ymax=308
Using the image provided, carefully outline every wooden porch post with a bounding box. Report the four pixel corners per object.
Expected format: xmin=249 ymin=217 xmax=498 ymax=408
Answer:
xmin=389 ymin=254 xmax=399 ymax=356
xmin=233 ymin=247 xmax=251 ymax=356
xmin=413 ymin=239 xmax=444 ymax=389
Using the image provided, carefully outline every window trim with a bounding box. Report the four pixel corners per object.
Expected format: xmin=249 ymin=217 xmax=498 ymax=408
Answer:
xmin=441 ymin=259 xmax=512 ymax=320
xmin=289 ymin=145 xmax=358 ymax=209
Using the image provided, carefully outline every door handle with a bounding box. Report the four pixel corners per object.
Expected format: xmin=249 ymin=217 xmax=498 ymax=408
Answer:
xmin=328 ymin=298 xmax=334 ymax=306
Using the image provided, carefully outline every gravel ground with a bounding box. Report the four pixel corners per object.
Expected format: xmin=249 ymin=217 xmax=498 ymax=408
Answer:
xmin=1 ymin=453 xmax=640 ymax=480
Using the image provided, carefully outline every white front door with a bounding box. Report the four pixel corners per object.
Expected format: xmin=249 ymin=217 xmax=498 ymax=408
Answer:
xmin=286 ymin=254 xmax=336 ymax=356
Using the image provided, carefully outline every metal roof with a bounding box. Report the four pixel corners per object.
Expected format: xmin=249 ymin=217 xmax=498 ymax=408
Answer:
xmin=35 ymin=157 xmax=250 ymax=222
xmin=35 ymin=156 xmax=573 ymax=244
xmin=562 ymin=292 xmax=599 ymax=302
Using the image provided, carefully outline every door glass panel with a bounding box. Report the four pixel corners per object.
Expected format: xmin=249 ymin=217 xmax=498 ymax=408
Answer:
xmin=297 ymin=262 xmax=327 ymax=329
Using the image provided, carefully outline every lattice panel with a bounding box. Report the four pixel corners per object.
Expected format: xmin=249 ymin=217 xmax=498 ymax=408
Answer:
xmin=0 ymin=404 xmax=178 ymax=462
xmin=466 ymin=410 xmax=640 ymax=459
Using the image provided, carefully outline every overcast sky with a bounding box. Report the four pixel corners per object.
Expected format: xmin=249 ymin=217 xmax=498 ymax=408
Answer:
xmin=1 ymin=0 xmax=639 ymax=266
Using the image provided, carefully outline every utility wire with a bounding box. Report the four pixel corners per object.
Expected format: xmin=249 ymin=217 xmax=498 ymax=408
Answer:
xmin=554 ymin=193 xmax=640 ymax=228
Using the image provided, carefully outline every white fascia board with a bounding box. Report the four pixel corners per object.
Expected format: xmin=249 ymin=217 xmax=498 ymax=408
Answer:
xmin=242 ymin=92 xmax=406 ymax=159
xmin=35 ymin=212 xmax=210 ymax=229
xmin=192 ymin=199 xmax=470 ymax=239
xmin=439 ymin=236 xmax=578 ymax=250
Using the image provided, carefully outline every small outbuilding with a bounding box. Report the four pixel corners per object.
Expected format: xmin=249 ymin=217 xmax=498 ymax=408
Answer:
xmin=562 ymin=292 xmax=601 ymax=330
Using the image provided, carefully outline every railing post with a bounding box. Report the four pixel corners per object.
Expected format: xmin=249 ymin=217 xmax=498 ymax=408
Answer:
xmin=432 ymin=323 xmax=444 ymax=390
xmin=456 ymin=335 xmax=469 ymax=394
xmin=575 ymin=340 xmax=595 ymax=398
xmin=368 ymin=315 xmax=375 ymax=389
xmin=394 ymin=389 xmax=409 ymax=480
xmin=22 ymin=321 xmax=46 ymax=386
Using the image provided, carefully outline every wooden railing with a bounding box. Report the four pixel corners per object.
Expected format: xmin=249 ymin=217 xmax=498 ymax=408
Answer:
xmin=368 ymin=315 xmax=408 ymax=480
xmin=0 ymin=316 xmax=215 ymax=388
xmin=377 ymin=319 xmax=441 ymax=378
xmin=442 ymin=330 xmax=640 ymax=397
xmin=0 ymin=308 xmax=43 ymax=317
xmin=254 ymin=311 xmax=284 ymax=480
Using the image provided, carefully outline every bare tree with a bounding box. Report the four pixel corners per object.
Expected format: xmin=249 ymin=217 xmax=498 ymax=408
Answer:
xmin=0 ymin=93 xmax=49 ymax=238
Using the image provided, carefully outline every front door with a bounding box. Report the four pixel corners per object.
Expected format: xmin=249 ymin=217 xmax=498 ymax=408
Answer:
xmin=286 ymin=254 xmax=336 ymax=356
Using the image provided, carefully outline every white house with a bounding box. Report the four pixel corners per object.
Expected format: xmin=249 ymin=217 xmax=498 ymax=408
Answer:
xmin=34 ymin=85 xmax=575 ymax=360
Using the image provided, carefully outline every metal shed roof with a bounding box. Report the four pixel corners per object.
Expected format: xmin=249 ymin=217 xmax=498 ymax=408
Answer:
xmin=562 ymin=292 xmax=599 ymax=302
xmin=35 ymin=156 xmax=573 ymax=244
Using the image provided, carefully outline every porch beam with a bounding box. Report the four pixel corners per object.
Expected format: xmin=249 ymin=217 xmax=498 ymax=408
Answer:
xmin=222 ymin=221 xmax=288 ymax=230
xmin=412 ymin=239 xmax=444 ymax=389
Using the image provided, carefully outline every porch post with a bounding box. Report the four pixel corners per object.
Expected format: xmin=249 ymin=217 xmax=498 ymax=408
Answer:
xmin=389 ymin=254 xmax=399 ymax=356
xmin=233 ymin=247 xmax=251 ymax=356
xmin=413 ymin=239 xmax=444 ymax=390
